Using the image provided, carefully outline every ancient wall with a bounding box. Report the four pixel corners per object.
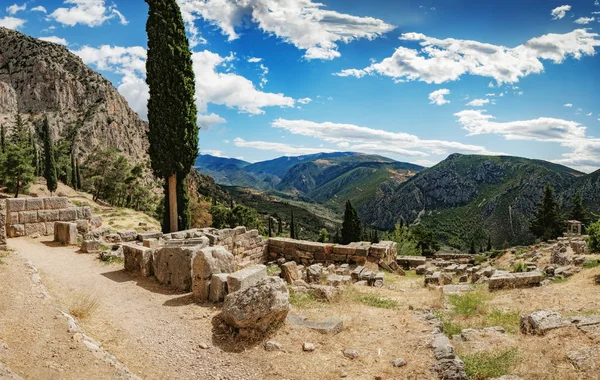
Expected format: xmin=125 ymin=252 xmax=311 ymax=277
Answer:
xmin=0 ymin=200 xmax=6 ymax=250
xmin=267 ymin=238 xmax=397 ymax=266
xmin=5 ymin=197 xmax=92 ymax=238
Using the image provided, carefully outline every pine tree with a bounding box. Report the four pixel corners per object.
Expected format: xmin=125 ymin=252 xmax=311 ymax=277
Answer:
xmin=530 ymin=183 xmax=564 ymax=241
xmin=570 ymin=193 xmax=589 ymax=227
xmin=268 ymin=217 xmax=273 ymax=238
xmin=333 ymin=229 xmax=340 ymax=244
xmin=0 ymin=124 xmax=5 ymax=154
xmin=341 ymin=200 xmax=361 ymax=244
xmin=277 ymin=217 xmax=282 ymax=235
xmin=76 ymin=158 xmax=82 ymax=189
xmin=42 ymin=116 xmax=58 ymax=194
xmin=146 ymin=0 xmax=199 ymax=233
xmin=0 ymin=114 xmax=35 ymax=197
xmin=469 ymin=240 xmax=476 ymax=255
xmin=486 ymin=235 xmax=492 ymax=252
xmin=290 ymin=210 xmax=296 ymax=239
xmin=70 ymin=153 xmax=77 ymax=189
xmin=318 ymin=228 xmax=329 ymax=243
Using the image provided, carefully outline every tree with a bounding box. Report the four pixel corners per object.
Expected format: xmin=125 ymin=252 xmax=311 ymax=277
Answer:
xmin=530 ymin=183 xmax=564 ymax=241
xmin=469 ymin=240 xmax=476 ymax=255
xmin=146 ymin=0 xmax=199 ymax=233
xmin=411 ymin=225 xmax=440 ymax=256
xmin=570 ymin=193 xmax=589 ymax=229
xmin=0 ymin=124 xmax=5 ymax=154
xmin=486 ymin=235 xmax=492 ymax=252
xmin=277 ymin=217 xmax=283 ymax=235
xmin=268 ymin=217 xmax=273 ymax=237
xmin=0 ymin=114 xmax=35 ymax=197
xmin=333 ymin=229 xmax=340 ymax=244
xmin=341 ymin=200 xmax=361 ymax=244
xmin=587 ymin=219 xmax=600 ymax=253
xmin=318 ymin=228 xmax=329 ymax=243
xmin=42 ymin=117 xmax=58 ymax=194
xmin=75 ymin=158 xmax=82 ymax=190
xmin=385 ymin=222 xmax=419 ymax=256
xmin=70 ymin=153 xmax=78 ymax=189
xmin=290 ymin=210 xmax=296 ymax=239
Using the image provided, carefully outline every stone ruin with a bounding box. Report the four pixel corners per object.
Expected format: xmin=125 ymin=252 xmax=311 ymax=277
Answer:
xmin=0 ymin=200 xmax=6 ymax=250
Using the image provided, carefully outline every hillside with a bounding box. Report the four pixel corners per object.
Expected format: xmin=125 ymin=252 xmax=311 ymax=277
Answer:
xmin=0 ymin=27 xmax=148 ymax=163
xmin=360 ymin=153 xmax=593 ymax=249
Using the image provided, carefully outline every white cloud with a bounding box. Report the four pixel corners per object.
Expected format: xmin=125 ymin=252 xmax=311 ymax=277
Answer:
xmin=455 ymin=109 xmax=599 ymax=172
xmin=428 ymin=88 xmax=450 ymax=105
xmin=587 ymin=112 xmax=593 ymax=116
xmin=31 ymin=6 xmax=47 ymax=13
xmin=0 ymin=16 xmax=26 ymax=30
xmin=247 ymin=57 xmax=262 ymax=63
xmin=574 ymin=16 xmax=595 ymax=24
xmin=335 ymin=29 xmax=600 ymax=85
xmin=485 ymin=93 xmax=496 ymax=97
xmin=234 ymin=137 xmax=336 ymax=155
xmin=49 ymin=0 xmax=128 ymax=27
xmin=551 ymin=5 xmax=571 ymax=20
xmin=298 ymin=97 xmax=312 ymax=105
xmin=270 ymin=118 xmax=498 ymax=158
xmin=72 ymin=45 xmax=295 ymax=122
xmin=200 ymin=149 xmax=225 ymax=157
xmin=176 ymin=0 xmax=395 ymax=60
xmin=6 ymin=3 xmax=26 ymax=15
xmin=38 ymin=36 xmax=68 ymax=45
xmin=564 ymin=103 xmax=573 ymax=107
xmin=466 ymin=98 xmax=489 ymax=107
xmin=197 ymin=113 xmax=226 ymax=129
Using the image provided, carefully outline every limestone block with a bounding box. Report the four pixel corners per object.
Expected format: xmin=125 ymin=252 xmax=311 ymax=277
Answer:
xmin=118 ymin=230 xmax=137 ymax=242
xmin=286 ymin=314 xmax=343 ymax=335
xmin=25 ymin=198 xmax=44 ymax=211
xmin=45 ymin=222 xmax=55 ymax=236
xmin=280 ymin=261 xmax=299 ymax=284
xmin=18 ymin=210 xmax=38 ymax=224
xmin=76 ymin=206 xmax=93 ymax=220
xmin=488 ymin=271 xmax=542 ymax=290
xmin=520 ymin=310 xmax=571 ymax=335
xmin=37 ymin=209 xmax=59 ymax=222
xmin=81 ymin=240 xmax=101 ymax=253
xmin=24 ymin=223 xmax=46 ymax=236
xmin=6 ymin=198 xmax=26 ymax=213
xmin=75 ymin=219 xmax=89 ymax=233
xmin=43 ymin=197 xmax=69 ymax=210
xmin=396 ymin=255 xmax=427 ymax=269
xmin=53 ymin=222 xmax=78 ymax=245
xmin=153 ymin=246 xmax=198 ymax=291
xmin=192 ymin=246 xmax=234 ymax=299
xmin=227 ymin=264 xmax=267 ymax=293
xmin=137 ymin=231 xmax=163 ymax=241
xmin=123 ymin=244 xmax=154 ymax=277
xmin=105 ymin=233 xmax=122 ymax=243
xmin=90 ymin=216 xmax=103 ymax=229
xmin=210 ymin=273 xmax=229 ymax=302
xmin=143 ymin=238 xmax=159 ymax=248
xmin=59 ymin=208 xmax=78 ymax=221
xmin=233 ymin=226 xmax=246 ymax=235
xmin=8 ymin=224 xmax=25 ymax=238
xmin=7 ymin=212 xmax=18 ymax=224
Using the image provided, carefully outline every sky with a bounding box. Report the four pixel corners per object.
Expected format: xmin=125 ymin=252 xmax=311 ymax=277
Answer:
xmin=2 ymin=0 xmax=600 ymax=172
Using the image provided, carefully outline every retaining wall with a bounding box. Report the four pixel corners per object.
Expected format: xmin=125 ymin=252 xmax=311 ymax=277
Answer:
xmin=0 ymin=200 xmax=6 ymax=250
xmin=5 ymin=197 xmax=92 ymax=238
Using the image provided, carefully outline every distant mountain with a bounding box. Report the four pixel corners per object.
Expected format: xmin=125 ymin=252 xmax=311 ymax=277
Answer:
xmin=360 ymin=153 xmax=595 ymax=249
xmin=195 ymin=152 xmax=423 ymax=212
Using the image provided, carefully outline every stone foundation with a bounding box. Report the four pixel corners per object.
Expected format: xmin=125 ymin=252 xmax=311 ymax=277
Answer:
xmin=0 ymin=200 xmax=6 ymax=250
xmin=4 ymin=197 xmax=93 ymax=238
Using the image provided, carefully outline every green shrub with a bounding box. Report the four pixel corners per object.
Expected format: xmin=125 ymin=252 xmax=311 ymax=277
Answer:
xmin=486 ymin=310 xmax=521 ymax=333
xmin=463 ymin=348 xmax=519 ymax=380
xmin=489 ymin=250 xmax=505 ymax=259
xmin=448 ymin=291 xmax=489 ymax=317
xmin=583 ymin=260 xmax=600 ymax=269
xmin=354 ymin=293 xmax=399 ymax=309
xmin=512 ymin=261 xmax=527 ymax=273
xmin=587 ymin=220 xmax=600 ymax=253
xmin=474 ymin=254 xmax=488 ymax=264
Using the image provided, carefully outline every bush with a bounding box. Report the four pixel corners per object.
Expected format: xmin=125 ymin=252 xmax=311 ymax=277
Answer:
xmin=587 ymin=220 xmax=600 ymax=253
xmin=463 ymin=348 xmax=519 ymax=380
xmin=448 ymin=291 xmax=489 ymax=317
xmin=512 ymin=261 xmax=527 ymax=273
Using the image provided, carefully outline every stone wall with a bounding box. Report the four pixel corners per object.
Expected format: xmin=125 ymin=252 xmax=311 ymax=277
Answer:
xmin=5 ymin=197 xmax=92 ymax=238
xmin=267 ymin=238 xmax=397 ymax=266
xmin=0 ymin=200 xmax=6 ymax=250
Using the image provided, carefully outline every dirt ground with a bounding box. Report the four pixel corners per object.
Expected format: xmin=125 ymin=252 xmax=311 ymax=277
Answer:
xmin=2 ymin=237 xmax=438 ymax=380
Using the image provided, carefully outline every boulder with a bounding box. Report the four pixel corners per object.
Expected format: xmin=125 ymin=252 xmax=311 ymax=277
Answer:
xmin=221 ymin=276 xmax=290 ymax=334
xmin=227 ymin=264 xmax=267 ymax=294
xmin=280 ymin=261 xmax=299 ymax=284
xmin=520 ymin=310 xmax=571 ymax=335
xmin=81 ymin=240 xmax=100 ymax=253
xmin=312 ymin=285 xmax=342 ymax=302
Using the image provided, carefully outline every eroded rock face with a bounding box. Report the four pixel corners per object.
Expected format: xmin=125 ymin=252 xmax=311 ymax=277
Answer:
xmin=0 ymin=27 xmax=148 ymax=163
xmin=221 ymin=277 xmax=290 ymax=335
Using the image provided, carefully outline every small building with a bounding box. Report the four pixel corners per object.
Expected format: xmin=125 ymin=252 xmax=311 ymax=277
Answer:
xmin=567 ymin=220 xmax=582 ymax=236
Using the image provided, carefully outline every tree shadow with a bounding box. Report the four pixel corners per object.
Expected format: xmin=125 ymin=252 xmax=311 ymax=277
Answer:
xmin=41 ymin=241 xmax=68 ymax=248
xmin=100 ymin=269 xmax=187 ymax=296
xmin=163 ymin=293 xmax=196 ymax=307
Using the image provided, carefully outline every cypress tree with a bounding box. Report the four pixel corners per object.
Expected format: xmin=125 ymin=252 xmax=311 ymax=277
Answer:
xmin=0 ymin=124 xmax=5 ymax=154
xmin=290 ymin=210 xmax=296 ymax=239
xmin=0 ymin=114 xmax=35 ymax=197
xmin=76 ymin=158 xmax=82 ymax=190
xmin=530 ymin=183 xmax=563 ymax=241
xmin=469 ymin=240 xmax=476 ymax=255
xmin=341 ymin=200 xmax=361 ymax=244
xmin=278 ymin=217 xmax=282 ymax=235
xmin=570 ymin=193 xmax=589 ymax=227
xmin=268 ymin=217 xmax=272 ymax=238
xmin=146 ymin=0 xmax=199 ymax=233
xmin=486 ymin=235 xmax=492 ymax=252
xmin=42 ymin=117 xmax=58 ymax=194
xmin=70 ymin=153 xmax=77 ymax=189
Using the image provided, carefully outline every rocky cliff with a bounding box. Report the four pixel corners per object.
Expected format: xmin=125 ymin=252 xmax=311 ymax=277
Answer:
xmin=0 ymin=27 xmax=147 ymax=162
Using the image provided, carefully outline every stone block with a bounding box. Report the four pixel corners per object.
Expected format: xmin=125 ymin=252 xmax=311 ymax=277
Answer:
xmin=75 ymin=219 xmax=89 ymax=234
xmin=43 ymin=197 xmax=69 ymax=210
xmin=192 ymin=246 xmax=235 ymax=281
xmin=45 ymin=222 xmax=55 ymax=236
xmin=488 ymin=271 xmax=542 ymax=290
xmin=105 ymin=233 xmax=122 ymax=243
xmin=396 ymin=255 xmax=427 ymax=269
xmin=24 ymin=223 xmax=46 ymax=236
xmin=210 ymin=273 xmax=229 ymax=302
xmin=118 ymin=230 xmax=137 ymax=242
xmin=18 ymin=210 xmax=38 ymax=224
xmin=286 ymin=314 xmax=343 ymax=335
xmin=81 ymin=240 xmax=101 ymax=253
xmin=233 ymin=226 xmax=246 ymax=235
xmin=25 ymin=198 xmax=44 ymax=211
xmin=53 ymin=222 xmax=78 ymax=245
xmin=37 ymin=209 xmax=59 ymax=222
xmin=520 ymin=310 xmax=571 ymax=335
xmin=8 ymin=224 xmax=25 ymax=238
xmin=6 ymin=198 xmax=26 ymax=213
xmin=227 ymin=264 xmax=267 ymax=293
xmin=77 ymin=206 xmax=93 ymax=220
xmin=90 ymin=215 xmax=103 ymax=229
xmin=123 ymin=244 xmax=154 ymax=277
xmin=7 ymin=212 xmax=18 ymax=224
xmin=59 ymin=208 xmax=78 ymax=221
xmin=416 ymin=265 xmax=428 ymax=275
xmin=280 ymin=261 xmax=299 ymax=284
xmin=143 ymin=238 xmax=159 ymax=248
xmin=153 ymin=246 xmax=198 ymax=291
xmin=137 ymin=231 xmax=163 ymax=241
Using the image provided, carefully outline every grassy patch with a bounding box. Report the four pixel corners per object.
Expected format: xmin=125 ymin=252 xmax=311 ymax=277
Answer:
xmin=583 ymin=260 xmax=600 ymax=269
xmin=289 ymin=290 xmax=321 ymax=309
xmin=267 ymin=265 xmax=281 ymax=276
xmin=353 ymin=292 xmax=399 ymax=309
xmin=486 ymin=310 xmax=521 ymax=333
xmin=512 ymin=260 xmax=527 ymax=273
xmin=474 ymin=254 xmax=488 ymax=264
xmin=69 ymin=292 xmax=100 ymax=319
xmin=448 ymin=291 xmax=489 ymax=317
xmin=462 ymin=347 xmax=519 ymax=380
xmin=0 ymin=251 xmax=7 ymax=265
xmin=489 ymin=250 xmax=505 ymax=259
xmin=98 ymin=255 xmax=123 ymax=265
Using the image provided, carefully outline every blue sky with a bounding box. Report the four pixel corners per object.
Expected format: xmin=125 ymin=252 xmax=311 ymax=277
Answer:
xmin=2 ymin=0 xmax=600 ymax=171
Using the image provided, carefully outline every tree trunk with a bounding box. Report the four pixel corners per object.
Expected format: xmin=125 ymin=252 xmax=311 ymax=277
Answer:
xmin=168 ymin=174 xmax=178 ymax=232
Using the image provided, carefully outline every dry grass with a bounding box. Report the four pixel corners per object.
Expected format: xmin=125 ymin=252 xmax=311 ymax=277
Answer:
xmin=69 ymin=291 xmax=100 ymax=319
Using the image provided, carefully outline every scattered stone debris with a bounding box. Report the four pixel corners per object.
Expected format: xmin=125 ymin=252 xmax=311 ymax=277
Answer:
xmin=264 ymin=341 xmax=285 ymax=352
xmin=286 ymin=314 xmax=344 ymax=335
xmin=302 ymin=343 xmax=315 ymax=352
xmin=342 ymin=349 xmax=359 ymax=359
xmin=392 ymin=357 xmax=407 ymax=367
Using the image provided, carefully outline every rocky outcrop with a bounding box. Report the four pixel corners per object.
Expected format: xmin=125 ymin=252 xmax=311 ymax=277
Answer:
xmin=0 ymin=27 xmax=148 ymax=163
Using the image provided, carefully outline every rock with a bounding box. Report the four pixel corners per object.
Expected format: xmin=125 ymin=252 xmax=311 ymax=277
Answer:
xmin=433 ymin=358 xmax=468 ymax=380
xmin=118 ymin=230 xmax=137 ymax=242
xmin=198 ymin=342 xmax=209 ymax=349
xmin=153 ymin=246 xmax=199 ymax=291
xmin=264 ymin=340 xmax=284 ymax=352
xmin=311 ymin=285 xmax=342 ymax=302
xmin=551 ymin=244 xmax=572 ymax=266
xmin=306 ymin=264 xmax=323 ymax=283
xmin=488 ymin=271 xmax=542 ymax=290
xmin=566 ymin=347 xmax=599 ymax=371
xmin=53 ymin=222 xmax=77 ymax=245
xmin=342 ymin=349 xmax=359 ymax=359
xmin=143 ymin=238 xmax=159 ymax=249
xmin=286 ymin=314 xmax=343 ymax=334
xmin=209 ymin=273 xmax=229 ymax=303
xmin=81 ymin=240 xmax=100 ymax=253
xmin=302 ymin=343 xmax=315 ymax=352
xmin=221 ymin=277 xmax=290 ymax=334
xmin=123 ymin=244 xmax=154 ymax=277
xmin=396 ymin=255 xmax=427 ymax=269
xmin=280 ymin=261 xmax=299 ymax=284
xmin=137 ymin=231 xmax=163 ymax=241
xmin=520 ymin=310 xmax=571 ymax=335
xmin=392 ymin=358 xmax=407 ymax=367
xmin=192 ymin=246 xmax=235 ymax=300
xmin=227 ymin=264 xmax=267 ymax=294
xmin=431 ymin=333 xmax=455 ymax=360
xmin=460 ymin=326 xmax=505 ymax=341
